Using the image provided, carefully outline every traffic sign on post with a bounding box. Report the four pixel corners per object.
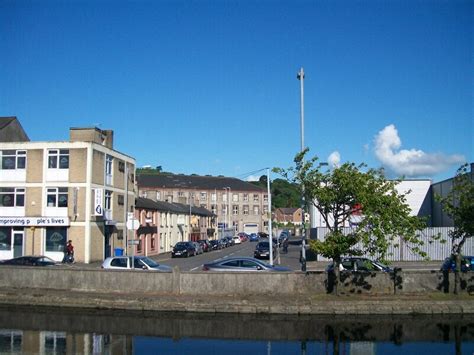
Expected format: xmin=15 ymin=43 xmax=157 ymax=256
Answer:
xmin=126 ymin=218 xmax=140 ymax=230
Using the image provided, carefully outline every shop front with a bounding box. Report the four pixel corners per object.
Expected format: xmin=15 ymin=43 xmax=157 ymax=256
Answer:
xmin=0 ymin=217 xmax=70 ymax=262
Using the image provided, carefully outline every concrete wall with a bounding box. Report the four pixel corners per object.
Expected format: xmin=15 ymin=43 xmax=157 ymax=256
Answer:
xmin=0 ymin=267 xmax=471 ymax=295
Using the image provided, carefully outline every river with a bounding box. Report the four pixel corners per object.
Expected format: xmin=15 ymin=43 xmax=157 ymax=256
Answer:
xmin=0 ymin=306 xmax=472 ymax=354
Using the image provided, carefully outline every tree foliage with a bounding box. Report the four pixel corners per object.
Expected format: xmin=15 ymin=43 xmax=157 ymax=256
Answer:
xmin=274 ymin=149 xmax=427 ymax=267
xmin=250 ymin=176 xmax=300 ymax=209
xmin=437 ymin=163 xmax=474 ymax=294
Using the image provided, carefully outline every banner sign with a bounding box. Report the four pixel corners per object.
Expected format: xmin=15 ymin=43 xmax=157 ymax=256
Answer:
xmin=0 ymin=217 xmax=70 ymax=227
xmin=94 ymin=188 xmax=103 ymax=216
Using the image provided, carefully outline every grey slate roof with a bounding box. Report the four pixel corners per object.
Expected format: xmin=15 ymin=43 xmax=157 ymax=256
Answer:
xmin=135 ymin=197 xmax=214 ymax=217
xmin=137 ymin=173 xmax=264 ymax=192
xmin=0 ymin=117 xmax=30 ymax=142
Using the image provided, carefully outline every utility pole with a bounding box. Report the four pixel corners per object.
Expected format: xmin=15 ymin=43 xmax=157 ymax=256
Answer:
xmin=297 ymin=67 xmax=307 ymax=272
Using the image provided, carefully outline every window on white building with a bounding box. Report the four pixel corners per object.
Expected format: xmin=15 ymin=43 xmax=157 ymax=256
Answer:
xmin=243 ymin=193 xmax=249 ymax=202
xmin=0 ymin=188 xmax=25 ymax=207
xmin=46 ymin=188 xmax=68 ymax=207
xmin=243 ymin=205 xmax=249 ymax=215
xmin=253 ymin=194 xmax=259 ymax=202
xmin=105 ymin=155 xmax=113 ymax=185
xmin=105 ymin=190 xmax=112 ymax=211
xmin=1 ymin=150 xmax=26 ymax=170
xmin=211 ymin=192 xmax=217 ymax=202
xmin=232 ymin=193 xmax=238 ymax=202
xmin=264 ymin=194 xmax=268 ymax=203
xmin=156 ymin=191 xmax=161 ymax=200
xmin=48 ymin=149 xmax=69 ymax=169
xmin=233 ymin=205 xmax=239 ymax=215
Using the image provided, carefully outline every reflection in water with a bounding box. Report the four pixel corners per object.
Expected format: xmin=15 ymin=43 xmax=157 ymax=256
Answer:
xmin=0 ymin=306 xmax=472 ymax=354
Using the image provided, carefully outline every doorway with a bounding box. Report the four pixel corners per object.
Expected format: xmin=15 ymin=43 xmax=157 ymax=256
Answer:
xmin=13 ymin=229 xmax=24 ymax=258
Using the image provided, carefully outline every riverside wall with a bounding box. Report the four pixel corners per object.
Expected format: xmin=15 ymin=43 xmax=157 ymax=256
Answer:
xmin=0 ymin=266 xmax=472 ymax=296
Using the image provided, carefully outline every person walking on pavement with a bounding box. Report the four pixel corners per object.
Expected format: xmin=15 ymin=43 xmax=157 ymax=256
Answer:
xmin=63 ymin=240 xmax=75 ymax=263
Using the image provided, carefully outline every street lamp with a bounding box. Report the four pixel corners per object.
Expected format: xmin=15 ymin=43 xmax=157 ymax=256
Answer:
xmin=297 ymin=67 xmax=307 ymax=272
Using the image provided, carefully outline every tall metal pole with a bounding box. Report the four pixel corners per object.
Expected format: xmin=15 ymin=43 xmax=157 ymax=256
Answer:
xmin=267 ymin=168 xmax=274 ymax=265
xmin=297 ymin=67 xmax=307 ymax=272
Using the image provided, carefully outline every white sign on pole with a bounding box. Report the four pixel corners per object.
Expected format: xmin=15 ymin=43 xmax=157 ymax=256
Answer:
xmin=126 ymin=218 xmax=140 ymax=230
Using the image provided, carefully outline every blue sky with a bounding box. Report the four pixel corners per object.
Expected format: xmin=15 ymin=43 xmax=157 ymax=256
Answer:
xmin=1 ymin=0 xmax=472 ymax=182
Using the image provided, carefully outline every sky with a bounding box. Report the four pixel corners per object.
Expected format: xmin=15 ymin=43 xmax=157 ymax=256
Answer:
xmin=1 ymin=0 xmax=472 ymax=183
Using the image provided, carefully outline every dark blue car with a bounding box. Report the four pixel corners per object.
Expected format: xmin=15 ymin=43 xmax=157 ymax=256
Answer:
xmin=440 ymin=256 xmax=474 ymax=272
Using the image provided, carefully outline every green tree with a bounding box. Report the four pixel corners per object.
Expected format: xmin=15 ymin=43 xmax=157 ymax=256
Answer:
xmin=250 ymin=176 xmax=300 ymax=209
xmin=437 ymin=163 xmax=474 ymax=294
xmin=274 ymin=150 xmax=426 ymax=293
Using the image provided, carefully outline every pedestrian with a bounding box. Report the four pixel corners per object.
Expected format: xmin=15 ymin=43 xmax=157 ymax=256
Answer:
xmin=63 ymin=240 xmax=74 ymax=263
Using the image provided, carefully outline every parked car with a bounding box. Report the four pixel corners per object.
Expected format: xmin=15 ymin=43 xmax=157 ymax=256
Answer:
xmin=440 ymin=255 xmax=474 ymax=272
xmin=101 ymin=256 xmax=172 ymax=272
xmin=171 ymin=242 xmax=196 ymax=258
xmin=326 ymin=257 xmax=393 ymax=273
xmin=209 ymin=239 xmax=224 ymax=250
xmin=254 ymin=241 xmax=276 ymax=260
xmin=0 ymin=255 xmax=58 ymax=267
xmin=193 ymin=241 xmax=204 ymax=255
xmin=238 ymin=232 xmax=249 ymax=242
xmin=232 ymin=235 xmax=242 ymax=244
xmin=197 ymin=239 xmax=211 ymax=252
xmin=202 ymin=257 xmax=291 ymax=272
xmin=249 ymin=233 xmax=259 ymax=242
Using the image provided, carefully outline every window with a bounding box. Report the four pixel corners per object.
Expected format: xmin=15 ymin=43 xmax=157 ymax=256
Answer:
xmin=243 ymin=194 xmax=249 ymax=202
xmin=253 ymin=206 xmax=259 ymax=215
xmin=253 ymin=194 xmax=259 ymax=202
xmin=0 ymin=227 xmax=11 ymax=250
xmin=263 ymin=205 xmax=268 ymax=214
xmin=105 ymin=190 xmax=112 ymax=211
xmin=211 ymin=192 xmax=216 ymax=202
xmin=151 ymin=236 xmax=156 ymax=250
xmin=211 ymin=204 xmax=217 ymax=214
xmin=233 ymin=205 xmax=239 ymax=215
xmin=232 ymin=193 xmax=238 ymax=202
xmin=156 ymin=191 xmax=161 ymax=200
xmin=0 ymin=188 xmax=25 ymax=207
xmin=137 ymin=237 xmax=142 ymax=252
xmin=118 ymin=194 xmax=124 ymax=205
xmin=45 ymin=227 xmax=67 ymax=252
xmin=48 ymin=149 xmax=69 ymax=169
xmin=110 ymin=257 xmax=128 ymax=268
xmin=222 ymin=205 xmax=227 ymax=215
xmin=178 ymin=191 xmax=185 ymax=198
xmin=200 ymin=192 xmax=207 ymax=201
xmin=222 ymin=193 xmax=227 ymax=202
xmin=243 ymin=205 xmax=249 ymax=215
xmin=105 ymin=155 xmax=113 ymax=185
xmin=1 ymin=150 xmax=26 ymax=170
xmin=46 ymin=188 xmax=68 ymax=207
xmin=222 ymin=260 xmax=239 ymax=267
xmin=264 ymin=194 xmax=268 ymax=203
xmin=118 ymin=161 xmax=125 ymax=172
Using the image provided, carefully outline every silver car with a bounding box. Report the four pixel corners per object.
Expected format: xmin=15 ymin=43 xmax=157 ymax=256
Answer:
xmin=101 ymin=256 xmax=172 ymax=272
xmin=202 ymin=257 xmax=291 ymax=272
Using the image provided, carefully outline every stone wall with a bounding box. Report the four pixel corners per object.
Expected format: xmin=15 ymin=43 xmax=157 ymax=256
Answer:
xmin=0 ymin=267 xmax=471 ymax=295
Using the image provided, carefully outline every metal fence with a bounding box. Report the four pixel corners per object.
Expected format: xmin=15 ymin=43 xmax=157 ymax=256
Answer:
xmin=312 ymin=227 xmax=473 ymax=261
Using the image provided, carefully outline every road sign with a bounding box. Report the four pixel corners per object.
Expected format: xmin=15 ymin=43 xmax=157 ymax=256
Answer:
xmin=126 ymin=218 xmax=140 ymax=230
xmin=127 ymin=239 xmax=139 ymax=245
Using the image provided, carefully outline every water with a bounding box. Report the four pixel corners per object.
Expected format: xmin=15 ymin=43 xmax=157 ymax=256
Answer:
xmin=0 ymin=306 xmax=473 ymax=354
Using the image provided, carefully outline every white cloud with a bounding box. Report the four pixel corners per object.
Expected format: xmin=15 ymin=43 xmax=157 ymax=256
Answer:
xmin=327 ymin=151 xmax=341 ymax=168
xmin=374 ymin=124 xmax=465 ymax=177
